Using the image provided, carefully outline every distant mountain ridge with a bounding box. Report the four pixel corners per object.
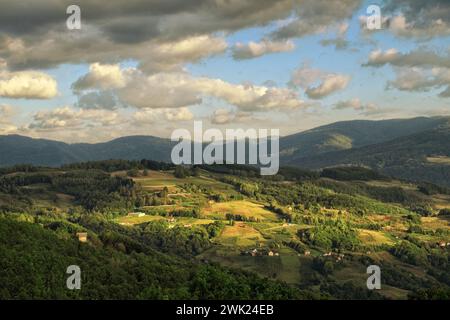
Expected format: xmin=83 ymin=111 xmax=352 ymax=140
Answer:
xmin=286 ymin=121 xmax=450 ymax=187
xmin=1 ymin=116 xmax=450 ymax=186
xmin=280 ymin=116 xmax=449 ymax=160
xmin=0 ymin=135 xmax=174 ymax=167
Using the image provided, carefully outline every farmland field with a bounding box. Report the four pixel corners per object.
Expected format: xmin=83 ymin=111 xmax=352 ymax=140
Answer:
xmin=202 ymin=200 xmax=278 ymax=221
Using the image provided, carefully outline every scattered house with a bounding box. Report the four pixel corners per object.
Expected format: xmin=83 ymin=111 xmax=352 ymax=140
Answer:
xmin=287 ymin=206 xmax=293 ymax=211
xmin=251 ymin=249 xmax=258 ymax=257
xmin=183 ymin=224 xmax=192 ymax=228
xmin=128 ymin=212 xmax=146 ymax=217
xmin=438 ymin=241 xmax=447 ymax=248
xmin=76 ymin=232 xmax=88 ymax=243
xmin=274 ymin=252 xmax=279 ymax=256
xmin=167 ymin=217 xmax=176 ymax=223
xmin=268 ymin=251 xmax=274 ymax=256
xmin=304 ymin=250 xmax=311 ymax=256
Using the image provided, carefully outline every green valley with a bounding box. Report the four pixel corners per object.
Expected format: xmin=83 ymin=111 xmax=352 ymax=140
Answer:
xmin=1 ymin=160 xmax=449 ymax=299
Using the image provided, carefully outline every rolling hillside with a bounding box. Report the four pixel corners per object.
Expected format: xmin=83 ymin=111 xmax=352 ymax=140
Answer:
xmin=0 ymin=116 xmax=449 ymax=186
xmin=0 ymin=135 xmax=173 ymax=167
xmin=286 ymin=122 xmax=450 ymax=187
xmin=280 ymin=116 xmax=449 ymax=159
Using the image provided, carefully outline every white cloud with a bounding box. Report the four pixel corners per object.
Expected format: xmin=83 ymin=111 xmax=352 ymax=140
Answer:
xmin=382 ymin=0 xmax=450 ymax=39
xmin=289 ymin=64 xmax=325 ymax=88
xmin=232 ymin=39 xmax=295 ymax=60
xmin=270 ymin=0 xmax=360 ymax=40
xmin=72 ymin=63 xmax=127 ymax=91
xmin=29 ymin=106 xmax=120 ymax=130
xmin=0 ymin=70 xmax=58 ymax=99
xmin=364 ymin=48 xmax=450 ymax=69
xmin=289 ymin=64 xmax=350 ymax=99
xmin=387 ymin=67 xmax=450 ymax=97
xmin=304 ymin=74 xmax=350 ymax=99
xmin=74 ymin=68 xmax=305 ymax=111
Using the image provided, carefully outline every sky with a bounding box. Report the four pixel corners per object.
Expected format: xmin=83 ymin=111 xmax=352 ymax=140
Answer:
xmin=0 ymin=0 xmax=450 ymax=143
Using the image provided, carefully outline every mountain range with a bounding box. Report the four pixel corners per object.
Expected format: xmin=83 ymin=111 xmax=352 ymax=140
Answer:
xmin=1 ymin=116 xmax=450 ymax=186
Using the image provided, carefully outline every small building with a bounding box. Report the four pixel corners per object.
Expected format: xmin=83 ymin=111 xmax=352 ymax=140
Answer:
xmin=167 ymin=217 xmax=176 ymax=223
xmin=268 ymin=251 xmax=274 ymax=256
xmin=184 ymin=224 xmax=192 ymax=228
xmin=304 ymin=250 xmax=311 ymax=256
xmin=251 ymin=249 xmax=258 ymax=257
xmin=128 ymin=212 xmax=146 ymax=217
xmin=76 ymin=232 xmax=88 ymax=243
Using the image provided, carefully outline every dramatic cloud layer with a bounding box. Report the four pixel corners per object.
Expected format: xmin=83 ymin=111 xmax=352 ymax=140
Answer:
xmin=0 ymin=0 xmax=449 ymax=142
xmin=270 ymin=0 xmax=360 ymax=40
xmin=383 ymin=0 xmax=450 ymax=38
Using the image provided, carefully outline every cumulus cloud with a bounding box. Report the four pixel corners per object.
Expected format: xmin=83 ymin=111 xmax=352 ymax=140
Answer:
xmin=232 ymin=39 xmax=295 ymax=60
xmin=289 ymin=64 xmax=350 ymax=99
xmin=364 ymin=48 xmax=450 ymax=98
xmin=29 ymin=106 xmax=120 ymax=130
xmin=72 ymin=63 xmax=127 ymax=91
xmin=76 ymin=90 xmax=124 ymax=110
xmin=382 ymin=0 xmax=450 ymax=38
xmin=305 ymin=74 xmax=350 ymax=99
xmin=0 ymin=31 xmax=227 ymax=73
xmin=73 ymin=67 xmax=305 ymax=111
xmin=289 ymin=64 xmax=326 ymax=89
xmin=0 ymin=1 xmax=366 ymax=72
xmin=387 ymin=67 xmax=450 ymax=97
xmin=270 ymin=0 xmax=360 ymax=40
xmin=0 ymin=70 xmax=58 ymax=99
xmin=359 ymin=1 xmax=450 ymax=39
xmin=364 ymin=48 xmax=450 ymax=69
xmin=0 ymin=0 xmax=293 ymax=71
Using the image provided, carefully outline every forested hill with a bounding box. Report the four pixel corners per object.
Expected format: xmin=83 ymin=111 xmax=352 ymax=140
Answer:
xmin=286 ymin=123 xmax=450 ymax=187
xmin=0 ymin=135 xmax=174 ymax=167
xmin=1 ymin=116 xmax=449 ymax=187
